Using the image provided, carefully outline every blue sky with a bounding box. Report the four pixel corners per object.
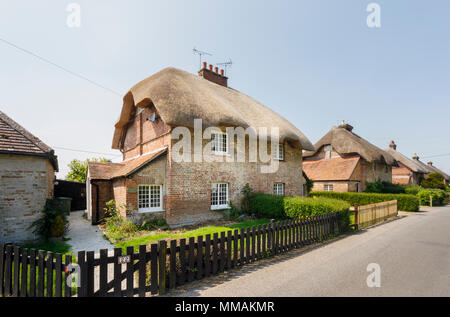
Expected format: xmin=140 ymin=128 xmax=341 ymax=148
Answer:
xmin=1 ymin=0 xmax=449 ymax=177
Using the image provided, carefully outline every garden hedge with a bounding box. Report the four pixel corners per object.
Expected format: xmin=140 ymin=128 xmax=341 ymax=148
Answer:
xmin=249 ymin=194 xmax=351 ymax=230
xmin=417 ymin=189 xmax=446 ymax=206
xmin=310 ymin=191 xmax=419 ymax=212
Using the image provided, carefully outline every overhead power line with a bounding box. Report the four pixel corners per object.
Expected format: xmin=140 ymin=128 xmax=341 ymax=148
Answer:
xmin=53 ymin=146 xmax=122 ymax=157
xmin=421 ymin=153 xmax=450 ymax=159
xmin=0 ymin=37 xmax=122 ymax=96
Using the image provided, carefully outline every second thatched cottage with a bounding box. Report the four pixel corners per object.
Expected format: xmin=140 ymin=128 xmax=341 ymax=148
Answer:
xmin=303 ymin=122 xmax=397 ymax=192
xmin=86 ymin=64 xmax=313 ymax=226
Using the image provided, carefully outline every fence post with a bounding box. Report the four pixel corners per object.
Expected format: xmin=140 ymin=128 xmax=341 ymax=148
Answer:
xmin=158 ymin=240 xmax=167 ymax=295
xmin=354 ymin=204 xmax=359 ymax=230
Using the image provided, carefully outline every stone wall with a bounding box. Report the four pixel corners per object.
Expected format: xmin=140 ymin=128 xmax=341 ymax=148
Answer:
xmin=0 ymin=154 xmax=54 ymax=243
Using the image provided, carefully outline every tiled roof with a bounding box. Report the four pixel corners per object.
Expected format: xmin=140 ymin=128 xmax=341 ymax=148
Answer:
xmin=0 ymin=110 xmax=58 ymax=170
xmin=303 ymin=156 xmax=360 ymax=181
xmin=88 ymin=148 xmax=167 ymax=180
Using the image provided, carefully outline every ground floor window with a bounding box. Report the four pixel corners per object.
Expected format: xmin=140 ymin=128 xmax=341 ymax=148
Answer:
xmin=355 ymin=182 xmax=360 ymax=192
xmin=138 ymin=185 xmax=163 ymax=212
xmin=274 ymin=183 xmax=285 ymax=196
xmin=211 ymin=183 xmax=229 ymax=209
xmin=324 ymin=184 xmax=333 ymax=191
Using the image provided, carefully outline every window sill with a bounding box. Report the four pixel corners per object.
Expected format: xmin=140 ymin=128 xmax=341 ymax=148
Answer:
xmin=137 ymin=209 xmax=165 ymax=214
xmin=211 ymin=152 xmax=230 ymax=156
xmin=210 ymin=205 xmax=231 ymax=211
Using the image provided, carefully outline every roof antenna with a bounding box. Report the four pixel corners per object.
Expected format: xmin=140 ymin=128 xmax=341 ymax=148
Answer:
xmin=217 ymin=59 xmax=233 ymax=76
xmin=193 ymin=47 xmax=212 ymax=69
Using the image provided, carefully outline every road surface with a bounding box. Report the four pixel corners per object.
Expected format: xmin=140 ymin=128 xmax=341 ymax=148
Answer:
xmin=172 ymin=205 xmax=450 ymax=297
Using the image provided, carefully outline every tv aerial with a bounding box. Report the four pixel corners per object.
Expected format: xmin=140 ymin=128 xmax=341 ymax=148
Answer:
xmin=193 ymin=47 xmax=212 ymax=69
xmin=217 ymin=59 xmax=233 ymax=76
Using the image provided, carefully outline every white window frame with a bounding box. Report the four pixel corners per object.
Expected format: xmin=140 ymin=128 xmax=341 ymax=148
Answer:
xmin=274 ymin=143 xmax=285 ymax=161
xmin=138 ymin=184 xmax=163 ymax=213
xmin=274 ymin=183 xmax=285 ymax=196
xmin=211 ymin=132 xmax=229 ymax=155
xmin=324 ymin=184 xmax=334 ymax=192
xmin=211 ymin=183 xmax=230 ymax=210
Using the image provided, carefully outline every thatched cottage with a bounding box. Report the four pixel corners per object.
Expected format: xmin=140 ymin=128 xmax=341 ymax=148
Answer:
xmin=384 ymin=141 xmax=427 ymax=185
xmin=0 ymin=110 xmax=58 ymax=242
xmin=303 ymin=122 xmax=397 ymax=192
xmin=86 ymin=64 xmax=313 ymax=226
xmin=411 ymin=153 xmax=450 ymax=187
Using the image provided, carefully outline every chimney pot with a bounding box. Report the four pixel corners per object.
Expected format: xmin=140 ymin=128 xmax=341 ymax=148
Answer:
xmin=412 ymin=153 xmax=419 ymax=160
xmin=428 ymin=162 xmax=433 ymax=166
xmin=202 ymin=61 xmax=207 ymax=69
xmin=389 ymin=140 xmax=397 ymax=150
xmin=209 ymin=64 xmax=213 ymax=71
xmin=220 ymin=69 xmax=224 ymax=76
xmin=214 ymin=66 xmax=219 ymax=73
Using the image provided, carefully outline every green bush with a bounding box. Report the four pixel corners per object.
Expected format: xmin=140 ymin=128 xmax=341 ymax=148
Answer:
xmin=249 ymin=194 xmax=351 ymax=231
xmin=421 ymin=172 xmax=446 ymax=190
xmin=403 ymin=184 xmax=423 ymax=195
xmin=248 ymin=193 xmax=284 ymax=219
xmin=365 ymin=181 xmax=405 ymax=194
xmin=29 ymin=199 xmax=69 ymax=240
xmin=417 ymin=189 xmax=445 ymax=206
xmin=310 ymin=191 xmax=419 ymax=212
xmin=284 ymin=196 xmax=350 ymax=230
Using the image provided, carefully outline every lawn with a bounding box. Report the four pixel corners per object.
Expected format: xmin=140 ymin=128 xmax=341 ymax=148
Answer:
xmin=115 ymin=218 xmax=271 ymax=251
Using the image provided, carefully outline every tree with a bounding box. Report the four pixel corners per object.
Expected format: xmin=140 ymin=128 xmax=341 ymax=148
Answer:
xmin=421 ymin=172 xmax=446 ymax=190
xmin=66 ymin=157 xmax=109 ymax=183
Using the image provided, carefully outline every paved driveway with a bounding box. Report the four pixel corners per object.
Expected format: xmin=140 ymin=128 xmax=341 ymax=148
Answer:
xmin=66 ymin=210 xmax=113 ymax=254
xmin=171 ymin=205 xmax=450 ymax=297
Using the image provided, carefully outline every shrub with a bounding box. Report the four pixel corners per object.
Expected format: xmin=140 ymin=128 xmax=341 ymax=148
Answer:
xmin=29 ymin=199 xmax=69 ymax=240
xmin=102 ymin=200 xmax=138 ymax=242
xmin=248 ymin=193 xmax=284 ymax=219
xmin=284 ymin=196 xmax=350 ymax=230
xmin=403 ymin=184 xmax=423 ymax=195
xmin=365 ymin=181 xmax=405 ymax=194
xmin=310 ymin=191 xmax=419 ymax=211
xmin=50 ymin=215 xmax=66 ymax=238
xmin=421 ymin=172 xmax=446 ymax=190
xmin=417 ymin=189 xmax=445 ymax=206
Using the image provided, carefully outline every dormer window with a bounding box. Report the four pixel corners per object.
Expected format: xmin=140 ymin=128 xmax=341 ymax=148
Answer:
xmin=324 ymin=145 xmax=332 ymax=159
xmin=274 ymin=143 xmax=284 ymax=161
xmin=211 ymin=132 xmax=228 ymax=155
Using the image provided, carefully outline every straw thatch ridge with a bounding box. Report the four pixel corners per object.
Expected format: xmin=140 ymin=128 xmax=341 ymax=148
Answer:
xmin=303 ymin=125 xmax=397 ymax=166
xmin=112 ymin=67 xmax=314 ymax=151
xmin=384 ymin=148 xmax=428 ymax=174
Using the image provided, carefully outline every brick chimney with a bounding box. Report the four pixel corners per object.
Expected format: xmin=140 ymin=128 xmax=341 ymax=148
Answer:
xmin=389 ymin=140 xmax=397 ymax=150
xmin=198 ymin=62 xmax=228 ymax=87
xmin=428 ymin=161 xmax=433 ymax=167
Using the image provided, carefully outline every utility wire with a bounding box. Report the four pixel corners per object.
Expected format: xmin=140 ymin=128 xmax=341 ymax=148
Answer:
xmin=421 ymin=153 xmax=450 ymax=159
xmin=0 ymin=37 xmax=122 ymax=97
xmin=53 ymin=146 xmax=122 ymax=157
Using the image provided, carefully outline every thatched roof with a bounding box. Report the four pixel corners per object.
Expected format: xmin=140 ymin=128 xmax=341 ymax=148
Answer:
xmin=112 ymin=67 xmax=313 ymax=151
xmin=385 ymin=148 xmax=428 ymax=174
xmin=303 ymin=123 xmax=397 ymax=166
xmin=0 ymin=110 xmax=58 ymax=171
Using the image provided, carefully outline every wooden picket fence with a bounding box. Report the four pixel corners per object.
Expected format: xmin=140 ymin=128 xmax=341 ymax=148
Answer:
xmin=0 ymin=213 xmax=341 ymax=297
xmin=354 ymin=200 xmax=398 ymax=229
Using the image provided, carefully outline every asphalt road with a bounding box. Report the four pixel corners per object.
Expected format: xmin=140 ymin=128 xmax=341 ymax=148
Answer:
xmin=173 ymin=205 xmax=450 ymax=297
